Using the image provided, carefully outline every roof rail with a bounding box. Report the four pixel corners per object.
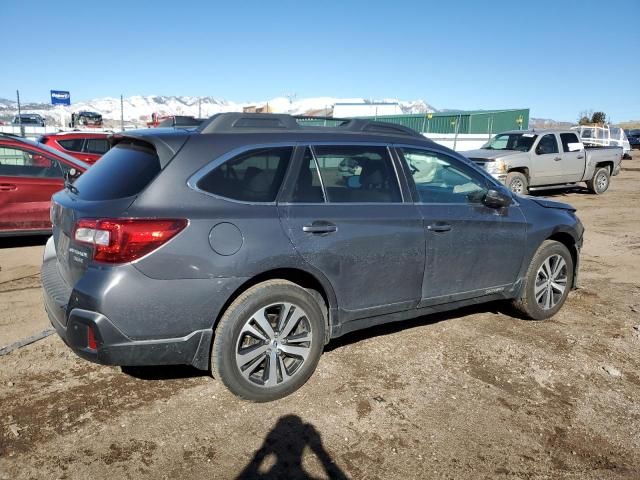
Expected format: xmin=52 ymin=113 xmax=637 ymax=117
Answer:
xmin=198 ymin=113 xmax=301 ymax=133
xmin=197 ymin=113 xmax=425 ymax=139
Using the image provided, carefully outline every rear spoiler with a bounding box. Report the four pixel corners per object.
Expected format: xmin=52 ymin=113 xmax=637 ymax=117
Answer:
xmin=108 ymin=131 xmax=190 ymax=168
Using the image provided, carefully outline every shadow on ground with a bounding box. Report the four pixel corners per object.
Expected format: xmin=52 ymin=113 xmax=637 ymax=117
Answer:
xmin=0 ymin=235 xmax=48 ymax=249
xmin=121 ymin=365 xmax=210 ymax=380
xmin=236 ymin=414 xmax=347 ymax=480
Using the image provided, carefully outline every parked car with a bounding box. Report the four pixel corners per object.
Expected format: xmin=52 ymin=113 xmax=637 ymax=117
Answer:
xmin=0 ymin=134 xmax=87 ymax=236
xmin=625 ymin=129 xmax=640 ymax=149
xmin=70 ymin=111 xmax=103 ymax=128
xmin=465 ymin=129 xmax=623 ymax=195
xmin=12 ymin=113 xmax=45 ymax=127
xmin=42 ymin=113 xmax=583 ymax=402
xmin=38 ymin=132 xmax=111 ymax=164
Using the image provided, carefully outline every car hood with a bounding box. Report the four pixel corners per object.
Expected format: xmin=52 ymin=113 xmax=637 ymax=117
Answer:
xmin=463 ymin=149 xmax=521 ymax=160
xmin=530 ymin=197 xmax=576 ymax=212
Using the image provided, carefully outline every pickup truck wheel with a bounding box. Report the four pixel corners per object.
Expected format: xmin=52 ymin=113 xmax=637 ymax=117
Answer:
xmin=586 ymin=167 xmax=610 ymax=194
xmin=506 ymin=172 xmax=528 ymax=195
xmin=511 ymin=240 xmax=574 ymax=320
xmin=211 ymin=279 xmax=325 ymax=402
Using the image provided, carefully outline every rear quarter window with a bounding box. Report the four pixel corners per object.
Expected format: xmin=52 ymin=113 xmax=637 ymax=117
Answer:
xmin=72 ymin=142 xmax=160 ymax=200
xmin=196 ymin=147 xmax=292 ymax=202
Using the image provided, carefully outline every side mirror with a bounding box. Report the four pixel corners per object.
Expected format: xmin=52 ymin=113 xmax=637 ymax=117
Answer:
xmin=483 ymin=189 xmax=512 ymax=208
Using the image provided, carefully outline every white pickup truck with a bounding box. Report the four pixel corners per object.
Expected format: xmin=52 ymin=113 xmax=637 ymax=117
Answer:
xmin=465 ymin=129 xmax=623 ymax=195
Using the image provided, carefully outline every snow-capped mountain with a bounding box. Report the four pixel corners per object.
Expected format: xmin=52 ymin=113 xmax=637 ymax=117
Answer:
xmin=0 ymin=95 xmax=437 ymax=126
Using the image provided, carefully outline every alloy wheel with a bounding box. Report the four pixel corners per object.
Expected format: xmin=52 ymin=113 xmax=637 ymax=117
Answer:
xmin=534 ymin=254 xmax=568 ymax=310
xmin=235 ymin=302 xmax=313 ymax=388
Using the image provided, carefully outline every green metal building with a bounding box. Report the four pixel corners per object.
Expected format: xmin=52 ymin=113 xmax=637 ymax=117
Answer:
xmin=359 ymin=109 xmax=529 ymax=135
xmin=298 ymin=108 xmax=529 ymax=135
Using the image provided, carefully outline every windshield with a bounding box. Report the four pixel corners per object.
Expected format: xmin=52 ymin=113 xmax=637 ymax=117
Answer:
xmin=482 ymin=133 xmax=537 ymax=152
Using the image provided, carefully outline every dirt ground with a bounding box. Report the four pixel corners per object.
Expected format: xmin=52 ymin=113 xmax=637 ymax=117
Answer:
xmin=1 ymin=154 xmax=639 ymax=480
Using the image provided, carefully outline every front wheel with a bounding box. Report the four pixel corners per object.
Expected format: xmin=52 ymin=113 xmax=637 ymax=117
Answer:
xmin=211 ymin=280 xmax=325 ymax=402
xmin=506 ymin=171 xmax=529 ymax=195
xmin=586 ymin=167 xmax=610 ymax=194
xmin=511 ymin=240 xmax=574 ymax=320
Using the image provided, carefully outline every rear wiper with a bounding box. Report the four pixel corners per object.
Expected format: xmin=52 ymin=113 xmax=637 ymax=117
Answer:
xmin=64 ymin=180 xmax=79 ymax=195
xmin=64 ymin=170 xmax=80 ymax=195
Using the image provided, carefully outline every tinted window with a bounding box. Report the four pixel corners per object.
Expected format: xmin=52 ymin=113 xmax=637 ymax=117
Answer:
xmin=0 ymin=146 xmax=63 ymax=178
xmin=291 ymin=148 xmax=324 ymax=203
xmin=312 ymin=145 xmax=401 ymax=203
xmin=72 ymin=143 xmax=160 ymax=200
xmin=560 ymin=133 xmax=581 ymax=152
xmin=536 ymin=134 xmax=559 ymax=155
xmin=58 ymin=138 xmax=85 ymax=152
xmin=84 ymin=138 xmax=110 ymax=154
xmin=197 ymin=147 xmax=292 ymax=202
xmin=400 ymin=148 xmax=486 ymax=204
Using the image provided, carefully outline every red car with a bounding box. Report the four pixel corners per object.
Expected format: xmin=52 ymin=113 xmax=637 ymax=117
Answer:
xmin=38 ymin=132 xmax=111 ymax=164
xmin=0 ymin=134 xmax=88 ymax=236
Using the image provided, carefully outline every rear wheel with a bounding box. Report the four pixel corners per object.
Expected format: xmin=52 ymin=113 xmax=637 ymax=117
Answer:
xmin=586 ymin=166 xmax=610 ymax=194
xmin=506 ymin=171 xmax=528 ymax=195
xmin=211 ymin=280 xmax=325 ymax=402
xmin=512 ymin=240 xmax=574 ymax=320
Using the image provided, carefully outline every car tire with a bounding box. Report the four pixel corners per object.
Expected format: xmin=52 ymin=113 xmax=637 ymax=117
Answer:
xmin=506 ymin=171 xmax=529 ymax=195
xmin=211 ymin=279 xmax=325 ymax=402
xmin=586 ymin=166 xmax=610 ymax=194
xmin=511 ymin=240 xmax=574 ymax=320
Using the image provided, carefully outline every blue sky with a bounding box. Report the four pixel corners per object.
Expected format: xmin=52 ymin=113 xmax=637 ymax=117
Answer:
xmin=3 ymin=0 xmax=639 ymax=121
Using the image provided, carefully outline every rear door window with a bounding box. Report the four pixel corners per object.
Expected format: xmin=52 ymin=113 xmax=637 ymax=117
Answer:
xmin=84 ymin=138 xmax=110 ymax=154
xmin=58 ymin=138 xmax=85 ymax=152
xmin=311 ymin=145 xmax=401 ymax=203
xmin=71 ymin=142 xmax=160 ymax=200
xmin=291 ymin=148 xmax=325 ymax=203
xmin=197 ymin=147 xmax=293 ymax=202
xmin=560 ymin=133 xmax=581 ymax=152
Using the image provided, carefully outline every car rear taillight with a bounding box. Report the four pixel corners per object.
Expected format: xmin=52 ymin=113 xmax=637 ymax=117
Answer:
xmin=74 ymin=218 xmax=187 ymax=263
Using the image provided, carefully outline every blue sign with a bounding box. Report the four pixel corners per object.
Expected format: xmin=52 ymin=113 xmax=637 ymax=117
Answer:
xmin=50 ymin=90 xmax=70 ymax=106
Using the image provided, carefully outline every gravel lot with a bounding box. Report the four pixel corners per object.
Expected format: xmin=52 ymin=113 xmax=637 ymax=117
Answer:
xmin=1 ymin=154 xmax=639 ymax=479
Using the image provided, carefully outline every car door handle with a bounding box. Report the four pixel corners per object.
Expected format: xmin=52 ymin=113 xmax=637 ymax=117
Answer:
xmin=576 ymin=155 xmax=584 ymax=159
xmin=554 ymin=157 xmax=562 ymax=161
xmin=427 ymin=223 xmax=452 ymax=233
xmin=302 ymin=222 xmax=337 ymax=234
xmin=0 ymin=183 xmax=17 ymax=191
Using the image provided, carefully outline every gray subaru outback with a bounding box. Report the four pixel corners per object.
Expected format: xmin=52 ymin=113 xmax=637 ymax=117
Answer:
xmin=42 ymin=113 xmax=583 ymax=401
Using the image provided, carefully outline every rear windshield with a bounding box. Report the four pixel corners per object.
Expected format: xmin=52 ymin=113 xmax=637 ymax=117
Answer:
xmin=72 ymin=142 xmax=160 ymax=200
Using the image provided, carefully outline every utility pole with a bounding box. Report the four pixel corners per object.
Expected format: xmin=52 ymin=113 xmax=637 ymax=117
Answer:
xmin=16 ymin=90 xmax=24 ymax=136
xmin=120 ymin=95 xmax=124 ymax=131
xmin=198 ymin=98 xmax=202 ymax=118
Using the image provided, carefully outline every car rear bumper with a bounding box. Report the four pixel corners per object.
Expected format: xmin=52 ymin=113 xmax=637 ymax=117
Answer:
xmin=41 ymin=237 xmax=244 ymax=370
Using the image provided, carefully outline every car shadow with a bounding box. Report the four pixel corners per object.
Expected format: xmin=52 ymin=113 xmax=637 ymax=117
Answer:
xmin=236 ymin=414 xmax=348 ymax=480
xmin=326 ymin=300 xmax=523 ymax=352
xmin=121 ymin=364 xmax=209 ymax=380
xmin=121 ymin=302 xmax=524 ymax=380
xmin=526 ymin=186 xmax=591 ymax=198
xmin=0 ymin=235 xmax=48 ymax=249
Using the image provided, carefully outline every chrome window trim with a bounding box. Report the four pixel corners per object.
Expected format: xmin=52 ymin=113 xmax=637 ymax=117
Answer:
xmin=188 ymin=141 xmax=412 ymax=206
